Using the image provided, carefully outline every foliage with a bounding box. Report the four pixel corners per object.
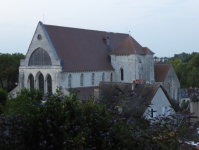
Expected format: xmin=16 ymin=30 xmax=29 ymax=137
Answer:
xmin=1 ymin=88 xmax=43 ymax=115
xmin=0 ymin=53 xmax=24 ymax=92
xmin=167 ymin=52 xmax=199 ymax=88
xmin=1 ymin=87 xmax=194 ymax=149
xmin=181 ymin=101 xmax=190 ymax=109
xmin=0 ymin=88 xmax=7 ymax=113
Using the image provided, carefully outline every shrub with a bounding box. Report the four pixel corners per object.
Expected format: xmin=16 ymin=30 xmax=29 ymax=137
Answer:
xmin=1 ymin=88 xmax=43 ymax=115
xmin=0 ymin=88 xmax=7 ymax=113
xmin=1 ymin=87 xmax=194 ymax=149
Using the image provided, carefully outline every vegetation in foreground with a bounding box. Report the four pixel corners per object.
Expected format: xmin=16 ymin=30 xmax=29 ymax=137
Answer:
xmin=0 ymin=87 xmax=195 ymax=149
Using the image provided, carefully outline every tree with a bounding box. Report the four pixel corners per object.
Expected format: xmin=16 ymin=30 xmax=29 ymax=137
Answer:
xmin=1 ymin=87 xmax=194 ymax=149
xmin=0 ymin=53 xmax=24 ymax=92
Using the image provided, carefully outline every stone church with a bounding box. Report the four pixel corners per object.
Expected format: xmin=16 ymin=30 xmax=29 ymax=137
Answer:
xmin=18 ymin=21 xmax=179 ymax=100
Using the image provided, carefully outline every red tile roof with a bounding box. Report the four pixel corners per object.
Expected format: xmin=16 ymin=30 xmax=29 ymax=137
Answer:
xmin=154 ymin=64 xmax=171 ymax=82
xmin=110 ymin=36 xmax=154 ymax=55
xmin=44 ymin=24 xmax=154 ymax=72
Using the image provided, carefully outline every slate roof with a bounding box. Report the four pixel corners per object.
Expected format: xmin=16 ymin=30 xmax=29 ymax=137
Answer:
xmin=184 ymin=88 xmax=199 ymax=102
xmin=98 ymin=82 xmax=180 ymax=115
xmin=43 ymin=23 xmax=154 ymax=72
xmin=110 ymin=36 xmax=154 ymax=55
xmin=154 ymin=64 xmax=171 ymax=82
xmin=180 ymin=89 xmax=189 ymax=99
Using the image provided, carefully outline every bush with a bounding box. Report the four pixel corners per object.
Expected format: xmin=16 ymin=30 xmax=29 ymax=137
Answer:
xmin=0 ymin=88 xmax=7 ymax=113
xmin=1 ymin=88 xmax=43 ymax=115
xmin=1 ymin=87 xmax=194 ymax=149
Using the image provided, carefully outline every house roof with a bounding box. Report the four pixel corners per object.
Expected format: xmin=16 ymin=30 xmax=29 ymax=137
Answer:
xmin=154 ymin=64 xmax=171 ymax=82
xmin=98 ymin=82 xmax=180 ymax=116
xmin=71 ymin=86 xmax=98 ymax=100
xmin=184 ymin=88 xmax=199 ymax=102
xmin=44 ymin=24 xmax=128 ymax=72
xmin=180 ymin=89 xmax=189 ymax=99
xmin=110 ymin=36 xmax=154 ymax=55
xmin=43 ymin=23 xmax=154 ymax=72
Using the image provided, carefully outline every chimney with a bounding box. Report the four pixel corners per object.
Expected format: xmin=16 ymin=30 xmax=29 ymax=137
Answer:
xmin=103 ymin=36 xmax=112 ymax=52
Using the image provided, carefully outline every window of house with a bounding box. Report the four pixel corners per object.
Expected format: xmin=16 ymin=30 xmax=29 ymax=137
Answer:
xmin=121 ymin=68 xmax=124 ymax=81
xmin=29 ymin=48 xmax=52 ymax=66
xmin=110 ymin=73 xmax=113 ymax=82
xmin=68 ymin=74 xmax=72 ymax=88
xmin=29 ymin=74 xmax=34 ymax=89
xmin=47 ymin=75 xmax=52 ymax=94
xmin=150 ymin=109 xmax=156 ymax=118
xmin=80 ymin=74 xmax=84 ymax=86
xmin=39 ymin=73 xmax=44 ymax=92
xmin=102 ymin=73 xmax=105 ymax=81
xmin=91 ymin=73 xmax=95 ymax=85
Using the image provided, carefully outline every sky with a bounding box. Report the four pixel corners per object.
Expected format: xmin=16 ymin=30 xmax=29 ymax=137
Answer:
xmin=0 ymin=0 xmax=198 ymax=57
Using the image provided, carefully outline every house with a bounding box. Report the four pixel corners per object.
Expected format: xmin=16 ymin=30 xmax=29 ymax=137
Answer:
xmin=95 ymin=82 xmax=180 ymax=119
xmin=18 ymin=21 xmax=155 ymax=95
xmin=179 ymin=89 xmax=190 ymax=107
xmin=154 ymin=64 xmax=180 ymax=101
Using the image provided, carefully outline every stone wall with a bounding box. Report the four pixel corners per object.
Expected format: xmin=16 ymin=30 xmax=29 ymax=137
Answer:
xmin=0 ymin=115 xmax=26 ymax=149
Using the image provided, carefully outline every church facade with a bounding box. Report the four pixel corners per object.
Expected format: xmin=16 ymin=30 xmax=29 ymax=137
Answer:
xmin=19 ymin=21 xmax=156 ymax=95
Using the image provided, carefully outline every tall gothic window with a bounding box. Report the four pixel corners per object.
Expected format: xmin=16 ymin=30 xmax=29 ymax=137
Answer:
xmin=68 ymin=74 xmax=72 ymax=87
xmin=47 ymin=75 xmax=52 ymax=94
xmin=80 ymin=74 xmax=84 ymax=86
xmin=29 ymin=74 xmax=34 ymax=89
xmin=91 ymin=73 xmax=95 ymax=85
xmin=120 ymin=68 xmax=124 ymax=81
xmin=39 ymin=73 xmax=44 ymax=92
xmin=102 ymin=73 xmax=105 ymax=81
xmin=29 ymin=48 xmax=52 ymax=66
xmin=110 ymin=73 xmax=113 ymax=82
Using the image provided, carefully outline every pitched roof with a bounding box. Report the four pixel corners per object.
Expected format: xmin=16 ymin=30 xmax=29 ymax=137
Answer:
xmin=110 ymin=36 xmax=154 ymax=55
xmin=43 ymin=23 xmax=154 ymax=72
xmin=44 ymin=24 xmax=129 ymax=72
xmin=180 ymin=89 xmax=189 ymax=99
xmin=98 ymin=82 xmax=180 ymax=116
xmin=71 ymin=86 xmax=98 ymax=100
xmin=154 ymin=64 xmax=171 ymax=82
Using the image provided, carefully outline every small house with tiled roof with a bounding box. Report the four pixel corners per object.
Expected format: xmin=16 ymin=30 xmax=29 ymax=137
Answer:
xmin=18 ymin=21 xmax=155 ymax=95
xmin=154 ymin=64 xmax=180 ymax=101
xmin=97 ymin=82 xmax=180 ymax=119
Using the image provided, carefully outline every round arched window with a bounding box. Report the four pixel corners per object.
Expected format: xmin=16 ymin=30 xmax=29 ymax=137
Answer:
xmin=29 ymin=48 xmax=52 ymax=66
xmin=37 ymin=34 xmax=42 ymax=40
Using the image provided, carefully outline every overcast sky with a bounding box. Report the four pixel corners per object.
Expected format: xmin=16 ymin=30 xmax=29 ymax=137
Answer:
xmin=0 ymin=0 xmax=198 ymax=57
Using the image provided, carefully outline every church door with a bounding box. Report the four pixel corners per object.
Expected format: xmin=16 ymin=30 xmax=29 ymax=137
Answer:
xmin=39 ymin=74 xmax=44 ymax=92
xmin=47 ymin=75 xmax=52 ymax=94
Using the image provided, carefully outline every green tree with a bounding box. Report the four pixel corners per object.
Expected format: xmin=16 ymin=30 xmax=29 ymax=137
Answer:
xmin=0 ymin=53 xmax=24 ymax=92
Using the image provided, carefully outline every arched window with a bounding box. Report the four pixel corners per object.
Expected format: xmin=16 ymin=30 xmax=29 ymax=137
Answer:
xmin=47 ymin=75 xmax=52 ymax=93
xmin=68 ymin=74 xmax=72 ymax=87
xmin=91 ymin=73 xmax=95 ymax=85
xmin=80 ymin=74 xmax=84 ymax=86
xmin=110 ymin=73 xmax=113 ymax=82
xmin=120 ymin=68 xmax=124 ymax=81
xmin=29 ymin=74 xmax=34 ymax=89
xmin=102 ymin=73 xmax=105 ymax=81
xmin=29 ymin=48 xmax=52 ymax=66
xmin=39 ymin=73 xmax=44 ymax=92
